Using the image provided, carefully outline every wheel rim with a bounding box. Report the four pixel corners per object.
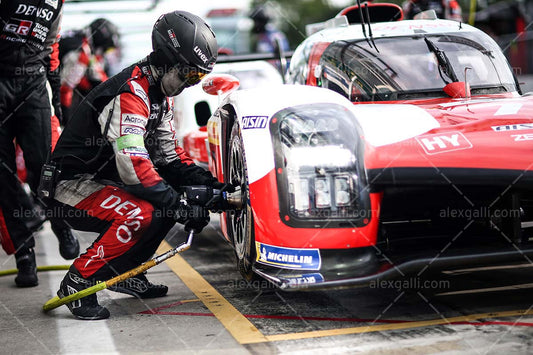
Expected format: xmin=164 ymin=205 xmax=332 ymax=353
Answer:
xmin=229 ymin=136 xmax=248 ymax=259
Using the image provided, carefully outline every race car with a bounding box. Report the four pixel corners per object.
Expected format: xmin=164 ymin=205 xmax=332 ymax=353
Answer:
xmin=200 ymin=3 xmax=533 ymax=290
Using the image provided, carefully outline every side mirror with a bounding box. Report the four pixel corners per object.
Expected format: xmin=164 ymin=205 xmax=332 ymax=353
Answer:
xmin=202 ymin=74 xmax=240 ymax=96
xmin=443 ymin=82 xmax=470 ymax=99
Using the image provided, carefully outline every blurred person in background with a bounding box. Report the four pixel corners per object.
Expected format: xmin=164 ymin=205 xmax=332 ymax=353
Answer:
xmin=249 ymin=5 xmax=290 ymax=54
xmin=59 ymin=18 xmax=120 ymax=125
xmin=403 ymin=0 xmax=462 ymax=21
xmin=0 ymin=0 xmax=79 ymax=288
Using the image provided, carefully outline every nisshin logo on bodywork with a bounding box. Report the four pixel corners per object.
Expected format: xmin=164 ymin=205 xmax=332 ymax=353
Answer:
xmin=491 ymin=123 xmax=533 ymax=132
xmin=256 ymin=242 xmax=321 ymax=270
xmin=284 ymin=273 xmax=324 ymax=285
xmin=416 ymin=132 xmax=472 ymax=155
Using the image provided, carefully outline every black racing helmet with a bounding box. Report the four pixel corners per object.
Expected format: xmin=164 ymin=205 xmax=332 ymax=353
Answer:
xmin=151 ymin=11 xmax=218 ymax=81
xmin=88 ymin=18 xmax=120 ymax=52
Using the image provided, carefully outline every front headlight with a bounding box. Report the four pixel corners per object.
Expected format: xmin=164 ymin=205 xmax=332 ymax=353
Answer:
xmin=271 ymin=103 xmax=370 ymax=228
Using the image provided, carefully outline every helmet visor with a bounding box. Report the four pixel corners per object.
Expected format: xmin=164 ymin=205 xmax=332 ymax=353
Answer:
xmin=179 ymin=65 xmax=207 ymax=86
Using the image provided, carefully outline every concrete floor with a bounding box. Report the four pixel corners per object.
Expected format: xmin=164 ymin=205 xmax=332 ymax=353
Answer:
xmin=1 ymin=220 xmax=533 ymax=354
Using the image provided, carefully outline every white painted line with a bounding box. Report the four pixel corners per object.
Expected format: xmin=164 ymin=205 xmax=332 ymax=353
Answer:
xmin=41 ymin=224 xmax=118 ymax=354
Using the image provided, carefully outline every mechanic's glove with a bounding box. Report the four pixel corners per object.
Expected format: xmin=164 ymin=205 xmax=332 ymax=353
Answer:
xmin=174 ymin=202 xmax=210 ymax=233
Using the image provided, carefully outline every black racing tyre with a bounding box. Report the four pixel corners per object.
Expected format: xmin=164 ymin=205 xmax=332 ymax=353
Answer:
xmin=226 ymin=123 xmax=256 ymax=281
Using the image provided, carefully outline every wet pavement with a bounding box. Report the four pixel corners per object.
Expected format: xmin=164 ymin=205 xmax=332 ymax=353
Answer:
xmin=1 ymin=219 xmax=532 ymax=354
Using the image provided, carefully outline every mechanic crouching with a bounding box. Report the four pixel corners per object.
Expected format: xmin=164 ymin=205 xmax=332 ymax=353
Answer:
xmin=46 ymin=11 xmax=224 ymax=320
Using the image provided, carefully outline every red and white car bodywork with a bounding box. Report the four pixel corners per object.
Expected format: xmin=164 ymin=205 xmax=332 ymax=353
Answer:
xmin=201 ymin=6 xmax=533 ymax=289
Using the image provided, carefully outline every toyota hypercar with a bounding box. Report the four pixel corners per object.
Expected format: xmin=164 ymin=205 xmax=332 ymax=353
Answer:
xmin=199 ymin=3 xmax=533 ymax=289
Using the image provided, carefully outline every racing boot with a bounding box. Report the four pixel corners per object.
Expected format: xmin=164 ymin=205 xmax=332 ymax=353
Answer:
xmin=51 ymin=222 xmax=80 ymax=260
xmin=108 ymin=272 xmax=168 ymax=299
xmin=57 ymin=266 xmax=110 ymax=320
xmin=14 ymin=248 xmax=38 ymax=287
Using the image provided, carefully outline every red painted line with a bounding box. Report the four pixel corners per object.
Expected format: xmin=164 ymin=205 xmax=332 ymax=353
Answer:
xmin=140 ymin=304 xmax=533 ymax=328
xmin=143 ymin=311 xmax=215 ymax=317
xmin=139 ymin=301 xmax=191 ymax=314
xmin=243 ymin=314 xmax=408 ymax=323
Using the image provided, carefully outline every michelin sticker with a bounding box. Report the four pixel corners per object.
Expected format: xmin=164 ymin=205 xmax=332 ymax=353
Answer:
xmin=256 ymin=242 xmax=321 ymax=270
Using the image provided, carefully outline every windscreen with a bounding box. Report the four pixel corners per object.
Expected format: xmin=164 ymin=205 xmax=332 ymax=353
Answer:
xmin=319 ymin=31 xmax=517 ymax=101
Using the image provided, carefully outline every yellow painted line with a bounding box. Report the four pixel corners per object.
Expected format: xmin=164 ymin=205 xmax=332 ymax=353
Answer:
xmin=265 ymin=309 xmax=533 ymax=342
xmin=436 ymin=283 xmax=533 ymax=296
xmin=157 ymin=242 xmax=533 ymax=344
xmin=158 ymin=241 xmax=268 ymax=344
xmin=180 ymin=299 xmax=201 ymax=304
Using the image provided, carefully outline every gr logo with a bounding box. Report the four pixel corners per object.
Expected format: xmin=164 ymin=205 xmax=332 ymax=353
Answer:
xmin=4 ymin=19 xmax=33 ymax=35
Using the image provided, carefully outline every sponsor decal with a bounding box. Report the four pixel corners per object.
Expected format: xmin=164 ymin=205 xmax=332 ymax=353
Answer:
xmin=99 ymin=195 xmax=144 ymax=244
xmin=128 ymin=153 xmax=150 ymax=159
xmin=493 ymin=103 xmax=523 ymax=116
xmin=123 ymin=146 xmax=148 ymax=154
xmin=141 ymin=66 xmax=155 ymax=85
xmin=242 ymin=115 xmax=268 ymax=129
xmin=121 ymin=125 xmax=145 ymax=136
xmin=512 ymin=134 xmax=533 ymax=141
xmin=130 ymin=81 xmax=149 ymax=107
xmin=4 ymin=19 xmax=33 ymax=36
xmin=193 ymin=45 xmax=208 ymax=63
xmin=122 ymin=114 xmax=148 ymax=127
xmin=45 ymin=0 xmax=59 ymax=9
xmin=256 ymin=242 xmax=321 ymax=270
xmin=15 ymin=4 xmax=54 ymax=20
xmin=84 ymin=245 xmax=104 ymax=268
xmin=416 ymin=132 xmax=472 ymax=155
xmin=167 ymin=29 xmax=180 ymax=48
xmin=491 ymin=123 xmax=533 ymax=132
xmin=283 ymin=273 xmax=324 ymax=285
xmin=31 ymin=23 xmax=49 ymax=42
xmin=149 ymin=103 xmax=160 ymax=120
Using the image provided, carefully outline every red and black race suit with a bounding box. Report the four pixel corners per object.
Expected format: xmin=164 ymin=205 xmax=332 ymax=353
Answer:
xmin=0 ymin=0 xmax=63 ymax=254
xmin=51 ymin=58 xmax=215 ymax=278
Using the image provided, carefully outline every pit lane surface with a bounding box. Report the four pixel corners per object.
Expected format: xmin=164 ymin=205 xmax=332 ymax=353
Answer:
xmin=1 ymin=220 xmax=532 ymax=354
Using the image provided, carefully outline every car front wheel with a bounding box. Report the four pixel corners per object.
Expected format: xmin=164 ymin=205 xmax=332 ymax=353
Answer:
xmin=227 ymin=123 xmax=255 ymax=280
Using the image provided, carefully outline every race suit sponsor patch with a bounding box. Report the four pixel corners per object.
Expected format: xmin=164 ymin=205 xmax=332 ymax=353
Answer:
xmin=242 ymin=116 xmax=268 ymax=129
xmin=4 ymin=19 xmax=33 ymax=36
xmin=123 ymin=146 xmax=149 ymax=159
xmin=256 ymin=242 xmax=321 ymax=270
xmin=121 ymin=125 xmax=145 ymax=136
xmin=122 ymin=114 xmax=148 ymax=128
xmin=491 ymin=123 xmax=533 ymax=132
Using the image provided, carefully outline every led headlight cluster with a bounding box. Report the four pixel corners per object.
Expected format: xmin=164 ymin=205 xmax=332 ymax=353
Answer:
xmin=271 ymin=103 xmax=369 ymax=228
